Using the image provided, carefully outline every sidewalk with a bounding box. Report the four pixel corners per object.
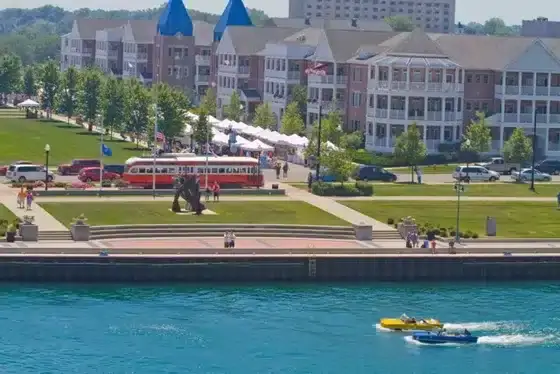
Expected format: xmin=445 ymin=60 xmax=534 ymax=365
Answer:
xmin=34 ymin=196 xmax=291 ymax=202
xmin=335 ymin=196 xmax=559 ymax=202
xmin=0 ymin=184 xmax=67 ymax=231
xmin=279 ymin=183 xmax=395 ymax=230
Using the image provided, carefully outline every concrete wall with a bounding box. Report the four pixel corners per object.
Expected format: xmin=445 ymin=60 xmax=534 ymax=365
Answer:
xmin=0 ymin=255 xmax=559 ymax=282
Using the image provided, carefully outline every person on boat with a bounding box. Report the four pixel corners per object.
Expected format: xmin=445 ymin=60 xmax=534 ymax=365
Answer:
xmin=464 ymin=329 xmax=471 ymax=336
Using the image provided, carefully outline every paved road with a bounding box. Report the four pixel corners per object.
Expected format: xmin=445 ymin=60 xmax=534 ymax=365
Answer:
xmin=335 ymin=196 xmax=559 ymax=201
xmin=393 ymin=172 xmax=560 ymax=184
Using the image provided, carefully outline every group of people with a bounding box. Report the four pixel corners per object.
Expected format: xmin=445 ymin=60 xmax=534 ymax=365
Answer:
xmin=204 ymin=181 xmax=221 ymax=202
xmin=274 ymin=161 xmax=289 ymax=179
xmin=406 ymin=231 xmax=437 ymax=254
xmin=223 ymin=230 xmax=236 ymax=248
xmin=17 ymin=187 xmax=34 ymax=210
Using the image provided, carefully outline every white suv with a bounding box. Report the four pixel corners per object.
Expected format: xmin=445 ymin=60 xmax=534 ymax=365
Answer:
xmin=452 ymin=165 xmax=500 ymax=182
xmin=7 ymin=164 xmax=55 ymax=183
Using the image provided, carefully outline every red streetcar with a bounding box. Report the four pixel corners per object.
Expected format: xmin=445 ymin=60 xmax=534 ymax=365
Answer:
xmin=123 ymin=155 xmax=263 ymax=188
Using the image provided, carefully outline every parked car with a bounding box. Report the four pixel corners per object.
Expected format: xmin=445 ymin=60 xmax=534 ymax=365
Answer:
xmin=354 ymin=165 xmax=397 ymax=182
xmin=0 ymin=160 xmax=32 ymax=176
xmin=511 ymin=168 xmax=552 ymax=182
xmin=311 ymin=167 xmax=348 ymax=182
xmin=7 ymin=164 xmax=55 ymax=183
xmin=78 ymin=167 xmax=120 ymax=182
xmin=57 ymin=159 xmax=101 ymax=175
xmin=476 ymin=157 xmax=520 ymax=175
xmin=452 ymin=165 xmax=500 ymax=182
xmin=535 ymin=159 xmax=560 ymax=175
xmin=103 ymin=164 xmax=125 ymax=176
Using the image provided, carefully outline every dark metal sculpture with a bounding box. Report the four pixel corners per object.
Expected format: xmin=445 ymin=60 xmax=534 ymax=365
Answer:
xmin=172 ymin=174 xmax=206 ymax=215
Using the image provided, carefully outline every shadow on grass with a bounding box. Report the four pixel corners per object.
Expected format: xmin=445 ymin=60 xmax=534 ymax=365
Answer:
xmin=55 ymin=124 xmax=79 ymax=129
xmin=123 ymin=146 xmax=150 ymax=151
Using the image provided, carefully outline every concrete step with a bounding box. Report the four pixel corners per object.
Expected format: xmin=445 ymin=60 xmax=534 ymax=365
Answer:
xmin=38 ymin=230 xmax=73 ymax=241
xmin=90 ymin=231 xmax=356 ymax=240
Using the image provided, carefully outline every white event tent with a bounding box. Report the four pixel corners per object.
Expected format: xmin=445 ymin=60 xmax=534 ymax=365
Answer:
xmin=17 ymin=99 xmax=40 ymax=108
xmin=240 ymin=139 xmax=274 ymax=152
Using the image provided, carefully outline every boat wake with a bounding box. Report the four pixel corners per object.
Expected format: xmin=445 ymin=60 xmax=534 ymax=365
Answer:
xmin=443 ymin=321 xmax=516 ymax=332
xmin=404 ymin=334 xmax=555 ymax=347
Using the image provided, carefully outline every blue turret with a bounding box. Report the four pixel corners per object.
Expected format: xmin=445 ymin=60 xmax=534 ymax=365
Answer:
xmin=213 ymin=0 xmax=254 ymax=42
xmin=157 ymin=0 xmax=193 ymax=37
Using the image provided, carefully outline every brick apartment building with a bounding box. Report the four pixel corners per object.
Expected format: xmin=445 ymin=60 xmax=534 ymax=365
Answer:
xmin=60 ymin=0 xmax=560 ymax=158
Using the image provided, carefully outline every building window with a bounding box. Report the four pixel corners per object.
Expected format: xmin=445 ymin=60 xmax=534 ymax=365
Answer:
xmin=352 ymin=92 xmax=362 ymax=107
xmin=483 ymin=75 xmax=489 ymax=84
xmin=466 ymin=74 xmax=472 ymax=83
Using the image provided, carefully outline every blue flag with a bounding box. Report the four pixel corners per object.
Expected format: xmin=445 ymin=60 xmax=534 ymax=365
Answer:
xmin=101 ymin=144 xmax=113 ymax=157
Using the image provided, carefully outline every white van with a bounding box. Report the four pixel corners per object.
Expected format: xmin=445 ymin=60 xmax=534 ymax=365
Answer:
xmin=6 ymin=164 xmax=55 ymax=183
xmin=452 ymin=165 xmax=500 ymax=182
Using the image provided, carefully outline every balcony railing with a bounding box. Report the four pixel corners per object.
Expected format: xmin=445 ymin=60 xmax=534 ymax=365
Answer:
xmin=308 ymin=75 xmax=348 ymax=85
xmin=391 ymin=81 xmax=407 ymax=90
xmin=503 ymin=113 xmax=517 ymax=122
xmin=519 ymin=113 xmax=532 ymax=123
xmin=444 ymin=112 xmax=460 ymax=121
xmin=551 ymin=87 xmax=560 ymax=96
xmin=505 ymin=85 xmax=519 ymax=95
xmin=548 ymin=142 xmax=560 ymax=151
xmin=375 ymin=108 xmax=388 ymax=118
xmin=287 ymin=71 xmax=300 ymax=80
xmin=535 ymin=86 xmax=549 ymax=96
xmin=389 ymin=109 xmax=406 ymax=119
xmin=238 ymin=66 xmax=250 ymax=75
xmin=196 ymin=75 xmax=209 ymax=82
xmin=426 ymin=111 xmax=443 ymax=121
xmin=196 ymin=55 xmax=210 ymax=64
xmin=425 ymin=139 xmax=441 ymax=150
xmin=520 ymin=86 xmax=534 ymax=95
xmin=409 ymin=82 xmax=427 ymax=91
xmin=549 ymin=114 xmax=560 ymax=123
xmin=495 ymin=85 xmax=503 ymax=95
xmin=108 ymin=50 xmax=118 ymax=58
xmin=136 ymin=52 xmax=148 ymax=60
xmin=374 ymin=138 xmax=387 ymax=147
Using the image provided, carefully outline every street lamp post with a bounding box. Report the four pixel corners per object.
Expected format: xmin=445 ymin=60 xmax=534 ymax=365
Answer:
xmin=257 ymin=145 xmax=262 ymax=189
xmin=44 ymin=144 xmax=50 ymax=191
xmin=530 ymin=108 xmax=537 ymax=191
xmin=453 ymin=181 xmax=466 ymax=242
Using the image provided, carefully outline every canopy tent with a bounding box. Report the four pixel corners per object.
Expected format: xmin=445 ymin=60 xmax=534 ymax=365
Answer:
xmin=17 ymin=99 xmax=39 ymax=108
xmin=207 ymin=115 xmax=220 ymax=124
xmin=183 ymin=122 xmax=193 ymax=135
xmin=230 ymin=121 xmax=248 ymax=131
xmin=186 ymin=112 xmax=198 ymax=121
xmin=240 ymin=139 xmax=274 ymax=152
xmin=214 ymin=119 xmax=234 ymax=130
xmin=211 ymin=131 xmax=249 ymax=146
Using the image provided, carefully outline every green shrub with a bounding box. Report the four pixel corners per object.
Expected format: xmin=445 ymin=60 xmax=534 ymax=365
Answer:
xmin=472 ymin=233 xmax=479 ymax=239
xmin=463 ymin=231 xmax=472 ymax=239
xmin=387 ymin=218 xmax=395 ymax=225
xmin=311 ymin=181 xmax=373 ymax=197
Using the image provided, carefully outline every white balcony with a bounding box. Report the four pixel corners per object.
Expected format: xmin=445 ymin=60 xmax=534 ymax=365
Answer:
xmin=444 ymin=112 xmax=461 ymax=121
xmin=520 ymin=86 xmax=534 ymax=95
xmin=409 ymin=82 xmax=427 ymax=91
xmin=535 ymin=86 xmax=549 ymax=96
xmin=307 ymin=100 xmax=345 ymax=111
xmin=519 ymin=113 xmax=532 ymax=123
xmin=287 ymin=71 xmax=300 ymax=81
xmin=374 ymin=138 xmax=387 ymax=147
xmin=503 ymin=113 xmax=518 ymax=123
xmin=426 ymin=111 xmax=443 ymax=121
xmin=389 ymin=109 xmax=406 ymax=119
xmin=218 ymin=64 xmax=250 ymax=76
xmin=196 ymin=75 xmax=209 ymax=83
xmin=375 ymin=108 xmax=388 ymax=118
xmin=425 ymin=139 xmax=441 ymax=151
xmin=549 ymin=114 xmax=560 ymax=123
xmin=370 ymin=80 xmax=463 ymax=93
xmin=505 ymin=85 xmax=519 ymax=95
xmin=264 ymin=93 xmax=288 ymax=106
xmin=136 ymin=52 xmax=148 ymax=60
xmin=308 ymin=74 xmax=348 ymax=86
xmin=196 ymin=55 xmax=210 ymax=65
xmin=551 ymin=87 xmax=560 ymax=96
xmin=495 ymin=85 xmax=503 ymax=95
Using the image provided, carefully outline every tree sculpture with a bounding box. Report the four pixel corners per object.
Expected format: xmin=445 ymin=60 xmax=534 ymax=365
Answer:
xmin=172 ymin=174 xmax=206 ymax=215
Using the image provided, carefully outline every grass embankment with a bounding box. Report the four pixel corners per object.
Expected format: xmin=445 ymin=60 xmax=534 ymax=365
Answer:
xmin=289 ymin=182 xmax=560 ymax=197
xmin=39 ymin=201 xmax=349 ymax=227
xmin=387 ymin=164 xmax=459 ymax=174
xmin=339 ymin=200 xmax=560 ymax=238
xmin=0 ymin=112 xmax=146 ymax=164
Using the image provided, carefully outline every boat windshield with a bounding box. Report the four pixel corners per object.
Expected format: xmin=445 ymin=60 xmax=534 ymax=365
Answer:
xmin=400 ymin=313 xmax=409 ymax=321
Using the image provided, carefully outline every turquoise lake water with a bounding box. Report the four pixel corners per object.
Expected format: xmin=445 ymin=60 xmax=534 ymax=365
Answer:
xmin=0 ymin=283 xmax=558 ymax=373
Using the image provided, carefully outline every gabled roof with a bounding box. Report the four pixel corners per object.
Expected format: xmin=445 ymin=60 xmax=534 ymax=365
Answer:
xmin=128 ymin=20 xmax=158 ymax=43
xmin=157 ymin=0 xmax=193 ymax=37
xmin=75 ymin=19 xmax=128 ymax=40
xmin=193 ymin=21 xmax=214 ymax=46
xmin=227 ymin=26 xmax=300 ymax=55
xmin=386 ymin=28 xmax=447 ymax=57
xmin=214 ymin=0 xmax=253 ymax=42
xmin=320 ymin=29 xmax=399 ymax=62
xmin=271 ymin=17 xmax=391 ymax=32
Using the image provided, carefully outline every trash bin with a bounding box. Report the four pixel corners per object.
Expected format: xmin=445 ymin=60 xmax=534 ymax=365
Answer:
xmin=486 ymin=216 xmax=497 ymax=236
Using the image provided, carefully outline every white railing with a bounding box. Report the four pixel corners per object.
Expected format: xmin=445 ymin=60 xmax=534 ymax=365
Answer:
xmin=520 ymin=86 xmax=534 ymax=95
xmin=503 ymin=113 xmax=518 ymax=122
xmin=366 ymin=107 xmax=376 ymax=117
xmin=409 ymin=82 xmax=427 ymax=91
xmin=494 ymin=85 xmax=503 ymax=95
xmin=136 ymin=52 xmax=148 ymax=60
xmin=425 ymin=139 xmax=441 ymax=150
xmin=519 ymin=113 xmax=532 ymax=123
xmin=197 ymin=75 xmax=209 ymax=82
xmin=375 ymin=109 xmax=388 ymax=118
xmin=535 ymin=86 xmax=548 ymax=96
xmin=308 ymin=75 xmax=348 ymax=85
xmin=238 ymin=66 xmax=250 ymax=75
xmin=391 ymin=81 xmax=407 ymax=90
xmin=548 ymin=142 xmax=560 ymax=151
xmin=444 ymin=112 xmax=458 ymax=121
xmin=196 ymin=55 xmax=210 ymax=64
xmin=427 ymin=111 xmax=443 ymax=121
xmin=389 ymin=109 xmax=406 ymax=119
xmin=505 ymin=85 xmax=519 ymax=95
xmin=374 ymin=138 xmax=387 ymax=147
xmin=549 ymin=114 xmax=560 ymax=123
xmin=551 ymin=87 xmax=560 ymax=96
xmin=287 ymin=71 xmax=300 ymax=80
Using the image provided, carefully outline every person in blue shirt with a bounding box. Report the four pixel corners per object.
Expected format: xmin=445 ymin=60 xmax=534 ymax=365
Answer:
xmin=557 ymin=192 xmax=560 ymax=209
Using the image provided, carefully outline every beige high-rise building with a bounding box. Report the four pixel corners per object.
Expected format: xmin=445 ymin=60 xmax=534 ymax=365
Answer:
xmin=289 ymin=0 xmax=456 ymax=33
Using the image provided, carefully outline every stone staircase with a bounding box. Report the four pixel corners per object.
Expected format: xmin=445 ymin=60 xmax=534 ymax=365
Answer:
xmin=88 ymin=224 xmax=401 ymax=241
xmin=37 ymin=230 xmax=73 ymax=241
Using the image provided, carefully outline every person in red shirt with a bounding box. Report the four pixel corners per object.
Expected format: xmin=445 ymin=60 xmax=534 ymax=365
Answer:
xmin=212 ymin=181 xmax=220 ymax=202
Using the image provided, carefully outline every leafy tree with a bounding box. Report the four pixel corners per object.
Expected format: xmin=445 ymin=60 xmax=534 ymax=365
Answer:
xmin=124 ymin=78 xmax=151 ymax=148
xmin=462 ymin=111 xmax=491 ymax=158
xmin=253 ymin=102 xmax=276 ymax=130
xmin=0 ymin=53 xmax=22 ymax=101
xmin=224 ymin=90 xmax=242 ymax=121
xmin=79 ymin=67 xmax=104 ymax=132
xmin=101 ymin=76 xmax=126 ymax=138
xmin=281 ymin=102 xmax=304 ymax=135
xmin=23 ymin=66 xmax=36 ymax=98
xmin=305 ymin=110 xmax=344 ymax=159
xmin=385 ymin=16 xmax=415 ymax=31
xmin=59 ymin=66 xmax=80 ymax=123
xmin=192 ymin=106 xmax=210 ymax=150
xmin=503 ymin=128 xmax=532 ymax=175
xmin=319 ymin=148 xmax=355 ymax=185
xmin=39 ymin=59 xmax=60 ymax=114
xmin=154 ymin=83 xmax=190 ymax=140
xmin=394 ymin=123 xmax=427 ymax=183
xmin=290 ymin=84 xmax=307 ymax=119
xmin=200 ymin=88 xmax=216 ymax=116
xmin=340 ymin=131 xmax=364 ymax=150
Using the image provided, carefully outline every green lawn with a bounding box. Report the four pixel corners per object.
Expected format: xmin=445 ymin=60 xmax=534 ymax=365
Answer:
xmin=339 ymin=200 xmax=560 ymax=238
xmin=387 ymin=164 xmax=459 ymax=174
xmin=40 ymin=201 xmax=349 ymax=227
xmin=289 ymin=182 xmax=560 ymax=197
xmin=0 ymin=203 xmax=17 ymax=222
xmin=0 ymin=116 xmax=147 ymax=164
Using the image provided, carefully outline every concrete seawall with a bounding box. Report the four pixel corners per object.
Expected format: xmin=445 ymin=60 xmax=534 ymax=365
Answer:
xmin=0 ymin=254 xmax=559 ymax=282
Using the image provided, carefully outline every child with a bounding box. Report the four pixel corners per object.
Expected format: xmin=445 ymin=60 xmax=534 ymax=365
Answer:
xmin=17 ymin=187 xmax=26 ymax=209
xmin=26 ymin=190 xmax=34 ymax=211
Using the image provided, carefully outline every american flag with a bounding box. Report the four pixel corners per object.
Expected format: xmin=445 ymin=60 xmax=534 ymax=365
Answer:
xmin=155 ymin=131 xmax=165 ymax=142
xmin=305 ymin=63 xmax=327 ymax=76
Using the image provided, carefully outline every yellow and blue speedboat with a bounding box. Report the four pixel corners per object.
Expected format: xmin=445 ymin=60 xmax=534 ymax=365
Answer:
xmin=380 ymin=314 xmax=443 ymax=331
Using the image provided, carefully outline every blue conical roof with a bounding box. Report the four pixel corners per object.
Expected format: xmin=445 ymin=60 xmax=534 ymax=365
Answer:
xmin=213 ymin=0 xmax=253 ymax=42
xmin=157 ymin=0 xmax=193 ymax=37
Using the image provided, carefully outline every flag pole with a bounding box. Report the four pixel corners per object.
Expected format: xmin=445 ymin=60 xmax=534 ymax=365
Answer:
xmin=153 ymin=105 xmax=157 ymax=199
xmin=99 ymin=115 xmax=103 ymax=195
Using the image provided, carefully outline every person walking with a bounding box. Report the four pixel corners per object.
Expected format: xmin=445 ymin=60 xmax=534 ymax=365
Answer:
xmin=212 ymin=181 xmax=220 ymax=202
xmin=26 ymin=190 xmax=34 ymax=211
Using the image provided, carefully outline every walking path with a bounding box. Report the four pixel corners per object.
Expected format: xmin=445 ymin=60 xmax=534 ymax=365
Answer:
xmin=35 ymin=196 xmax=292 ymax=203
xmin=278 ymin=183 xmax=395 ymax=230
xmin=335 ymin=196 xmax=558 ymax=202
xmin=0 ymin=184 xmax=67 ymax=231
